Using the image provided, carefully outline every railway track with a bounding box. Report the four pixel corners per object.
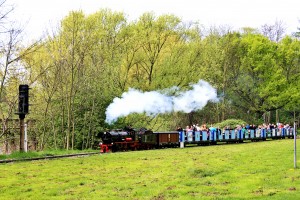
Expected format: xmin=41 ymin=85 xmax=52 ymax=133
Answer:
xmin=0 ymin=152 xmax=100 ymax=164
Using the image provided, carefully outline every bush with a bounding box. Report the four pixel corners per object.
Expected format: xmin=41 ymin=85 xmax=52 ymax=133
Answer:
xmin=214 ymin=119 xmax=248 ymax=129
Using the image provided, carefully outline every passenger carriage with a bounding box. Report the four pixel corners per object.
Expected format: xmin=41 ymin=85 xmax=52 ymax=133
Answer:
xmin=178 ymin=127 xmax=294 ymax=145
xmin=181 ymin=130 xmax=211 ymax=145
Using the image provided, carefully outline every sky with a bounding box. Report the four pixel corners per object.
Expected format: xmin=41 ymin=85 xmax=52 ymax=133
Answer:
xmin=9 ymin=0 xmax=300 ymax=42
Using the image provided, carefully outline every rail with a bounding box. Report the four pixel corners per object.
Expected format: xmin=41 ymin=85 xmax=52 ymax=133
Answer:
xmin=0 ymin=152 xmax=100 ymax=164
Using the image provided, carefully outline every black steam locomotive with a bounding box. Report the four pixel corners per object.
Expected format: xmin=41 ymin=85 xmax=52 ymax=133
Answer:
xmin=99 ymin=127 xmax=156 ymax=152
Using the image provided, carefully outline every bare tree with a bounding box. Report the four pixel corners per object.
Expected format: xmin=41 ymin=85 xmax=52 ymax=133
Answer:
xmin=260 ymin=20 xmax=286 ymax=42
xmin=0 ymin=0 xmax=39 ymax=153
xmin=292 ymin=19 xmax=300 ymax=38
xmin=0 ymin=0 xmax=18 ymax=140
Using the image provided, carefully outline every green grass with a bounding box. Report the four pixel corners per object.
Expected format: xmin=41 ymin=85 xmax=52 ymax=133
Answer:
xmin=0 ymin=149 xmax=99 ymax=160
xmin=0 ymin=139 xmax=299 ymax=200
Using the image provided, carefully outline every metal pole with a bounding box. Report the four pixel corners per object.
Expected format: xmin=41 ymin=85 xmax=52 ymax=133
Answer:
xmin=294 ymin=121 xmax=297 ymax=169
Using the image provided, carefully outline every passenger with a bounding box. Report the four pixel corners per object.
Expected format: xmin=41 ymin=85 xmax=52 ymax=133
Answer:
xmin=185 ymin=125 xmax=190 ymax=132
xmin=284 ymin=123 xmax=291 ymax=135
xmin=195 ymin=124 xmax=201 ymax=131
xmin=222 ymin=125 xmax=230 ymax=133
xmin=258 ymin=125 xmax=262 ymax=129
xmin=262 ymin=123 xmax=267 ymax=129
xmin=236 ymin=125 xmax=242 ymax=131
xmin=284 ymin=123 xmax=290 ymax=129
xmin=253 ymin=124 xmax=257 ymax=129
xmin=186 ymin=125 xmax=193 ymax=132
xmin=192 ymin=124 xmax=197 ymax=131
xmin=177 ymin=126 xmax=183 ymax=131
xmin=201 ymin=124 xmax=208 ymax=131
xmin=242 ymin=125 xmax=247 ymax=136
xmin=250 ymin=124 xmax=256 ymax=130
xmin=207 ymin=126 xmax=216 ymax=140
xmin=209 ymin=126 xmax=216 ymax=132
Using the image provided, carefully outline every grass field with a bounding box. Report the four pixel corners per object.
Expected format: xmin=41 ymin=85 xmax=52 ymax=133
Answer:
xmin=0 ymin=139 xmax=299 ymax=200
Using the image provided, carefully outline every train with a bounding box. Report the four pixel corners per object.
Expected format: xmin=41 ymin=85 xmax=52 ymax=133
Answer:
xmin=99 ymin=126 xmax=296 ymax=153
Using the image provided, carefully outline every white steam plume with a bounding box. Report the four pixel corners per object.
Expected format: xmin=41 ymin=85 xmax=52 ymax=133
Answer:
xmin=105 ymin=80 xmax=218 ymax=124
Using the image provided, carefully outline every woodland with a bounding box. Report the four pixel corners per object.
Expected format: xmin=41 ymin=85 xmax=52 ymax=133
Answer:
xmin=0 ymin=2 xmax=299 ymax=150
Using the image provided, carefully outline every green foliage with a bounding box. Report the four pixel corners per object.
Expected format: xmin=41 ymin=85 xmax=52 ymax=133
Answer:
xmin=214 ymin=118 xmax=248 ymax=129
xmin=230 ymin=33 xmax=285 ymax=114
xmin=14 ymin=9 xmax=300 ymax=150
xmin=277 ymin=36 xmax=300 ymax=111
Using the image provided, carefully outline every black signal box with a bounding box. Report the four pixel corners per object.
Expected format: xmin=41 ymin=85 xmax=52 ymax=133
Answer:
xmin=18 ymin=84 xmax=29 ymax=115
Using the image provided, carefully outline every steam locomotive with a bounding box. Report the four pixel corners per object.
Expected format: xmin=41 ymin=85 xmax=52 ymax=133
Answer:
xmin=99 ymin=127 xmax=296 ymax=153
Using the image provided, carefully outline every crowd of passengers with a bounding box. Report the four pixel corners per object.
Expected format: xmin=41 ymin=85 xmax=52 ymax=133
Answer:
xmin=177 ymin=123 xmax=292 ymax=133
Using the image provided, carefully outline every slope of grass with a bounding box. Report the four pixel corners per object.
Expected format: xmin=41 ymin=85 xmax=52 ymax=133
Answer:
xmin=0 ymin=139 xmax=299 ymax=200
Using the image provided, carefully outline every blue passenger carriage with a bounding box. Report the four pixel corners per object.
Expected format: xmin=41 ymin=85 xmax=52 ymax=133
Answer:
xmin=178 ymin=126 xmax=295 ymax=147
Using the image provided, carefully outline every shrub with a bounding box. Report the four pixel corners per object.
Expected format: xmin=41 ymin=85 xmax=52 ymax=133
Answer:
xmin=214 ymin=119 xmax=248 ymax=129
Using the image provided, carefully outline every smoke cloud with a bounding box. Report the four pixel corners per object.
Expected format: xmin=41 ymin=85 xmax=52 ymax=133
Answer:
xmin=105 ymin=80 xmax=218 ymax=124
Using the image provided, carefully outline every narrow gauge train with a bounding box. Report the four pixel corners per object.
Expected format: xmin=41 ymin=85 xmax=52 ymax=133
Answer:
xmin=99 ymin=127 xmax=295 ymax=153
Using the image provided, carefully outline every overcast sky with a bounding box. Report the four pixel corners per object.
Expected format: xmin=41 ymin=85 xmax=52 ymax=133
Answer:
xmin=9 ymin=0 xmax=300 ymax=42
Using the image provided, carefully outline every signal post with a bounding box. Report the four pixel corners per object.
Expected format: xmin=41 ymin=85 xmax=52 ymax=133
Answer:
xmin=16 ymin=84 xmax=29 ymax=152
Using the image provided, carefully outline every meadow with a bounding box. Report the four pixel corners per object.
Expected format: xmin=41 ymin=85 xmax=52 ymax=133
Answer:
xmin=0 ymin=139 xmax=299 ymax=200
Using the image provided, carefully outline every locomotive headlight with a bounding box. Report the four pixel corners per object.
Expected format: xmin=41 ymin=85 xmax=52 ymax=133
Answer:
xmin=99 ymin=142 xmax=102 ymax=145
xmin=111 ymin=142 xmax=114 ymax=145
